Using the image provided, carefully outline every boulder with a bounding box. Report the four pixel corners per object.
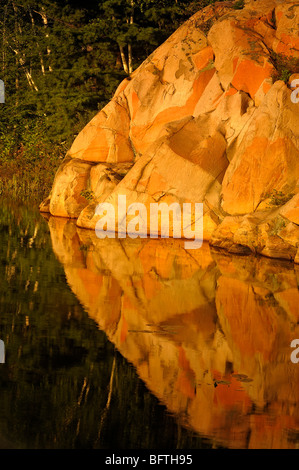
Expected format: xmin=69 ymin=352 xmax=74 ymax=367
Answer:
xmin=49 ymin=158 xmax=93 ymax=218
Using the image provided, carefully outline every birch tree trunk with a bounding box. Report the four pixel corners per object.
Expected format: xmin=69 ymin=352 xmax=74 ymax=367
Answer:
xmin=29 ymin=8 xmax=45 ymax=75
xmin=119 ymin=44 xmax=129 ymax=74
xmin=128 ymin=0 xmax=134 ymax=74
xmin=11 ymin=2 xmax=39 ymax=91
xmin=2 ymin=3 xmax=7 ymax=74
xmin=128 ymin=43 xmax=133 ymax=74
xmin=11 ymin=47 xmax=39 ymax=91
xmin=40 ymin=6 xmax=52 ymax=72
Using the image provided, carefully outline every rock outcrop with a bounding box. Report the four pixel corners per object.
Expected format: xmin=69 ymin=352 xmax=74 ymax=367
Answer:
xmin=41 ymin=0 xmax=299 ymax=262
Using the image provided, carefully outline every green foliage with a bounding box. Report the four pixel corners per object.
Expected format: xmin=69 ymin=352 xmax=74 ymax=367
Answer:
xmin=265 ymin=189 xmax=295 ymax=207
xmin=270 ymin=217 xmax=286 ymax=235
xmin=80 ymin=189 xmax=95 ymax=201
xmin=0 ymin=119 xmax=64 ymax=202
xmin=270 ymin=52 xmax=299 ymax=83
xmin=79 ymin=243 xmax=93 ymax=252
xmin=233 ymin=0 xmax=245 ymax=10
xmin=0 ymin=0 xmax=228 ymax=202
xmin=200 ymin=17 xmax=214 ymax=35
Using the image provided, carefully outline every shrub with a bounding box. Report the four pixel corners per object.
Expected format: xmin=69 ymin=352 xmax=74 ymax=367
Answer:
xmin=270 ymin=217 xmax=286 ymax=235
xmin=80 ymin=189 xmax=95 ymax=201
xmin=233 ymin=0 xmax=245 ymax=10
xmin=270 ymin=52 xmax=299 ymax=83
xmin=265 ymin=189 xmax=295 ymax=207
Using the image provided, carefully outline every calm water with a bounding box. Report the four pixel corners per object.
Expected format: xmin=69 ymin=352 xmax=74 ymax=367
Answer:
xmin=0 ymin=200 xmax=298 ymax=449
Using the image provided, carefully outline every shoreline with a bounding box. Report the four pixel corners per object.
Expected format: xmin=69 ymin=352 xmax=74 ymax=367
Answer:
xmin=40 ymin=204 xmax=299 ymax=266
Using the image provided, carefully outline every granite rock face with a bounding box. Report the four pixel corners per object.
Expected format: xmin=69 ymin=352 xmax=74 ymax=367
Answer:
xmin=41 ymin=0 xmax=299 ymax=262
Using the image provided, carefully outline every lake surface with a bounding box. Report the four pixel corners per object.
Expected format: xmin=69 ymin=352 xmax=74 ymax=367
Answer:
xmin=0 ymin=200 xmax=298 ymax=449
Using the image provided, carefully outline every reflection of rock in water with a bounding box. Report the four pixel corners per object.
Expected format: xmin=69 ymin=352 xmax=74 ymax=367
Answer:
xmin=48 ymin=216 xmax=299 ymax=449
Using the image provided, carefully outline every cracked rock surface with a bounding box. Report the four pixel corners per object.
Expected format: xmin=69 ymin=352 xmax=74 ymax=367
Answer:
xmin=41 ymin=0 xmax=299 ymax=262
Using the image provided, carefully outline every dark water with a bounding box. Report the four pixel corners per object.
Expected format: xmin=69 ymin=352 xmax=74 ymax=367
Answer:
xmin=0 ymin=200 xmax=298 ymax=449
xmin=0 ymin=200 xmax=212 ymax=449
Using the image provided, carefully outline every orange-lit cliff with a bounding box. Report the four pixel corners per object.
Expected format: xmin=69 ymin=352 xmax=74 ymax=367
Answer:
xmin=41 ymin=0 xmax=299 ymax=262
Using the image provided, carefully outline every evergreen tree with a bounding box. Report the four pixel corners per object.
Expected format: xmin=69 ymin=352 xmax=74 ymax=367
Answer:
xmin=0 ymin=0 xmax=226 ymax=162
